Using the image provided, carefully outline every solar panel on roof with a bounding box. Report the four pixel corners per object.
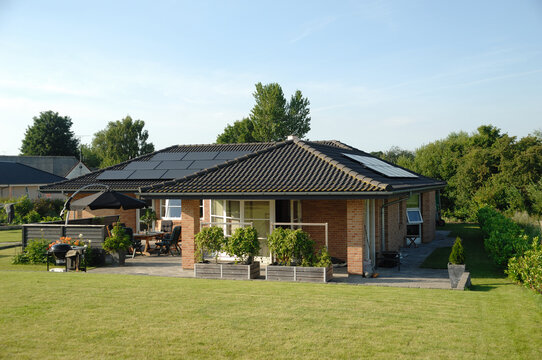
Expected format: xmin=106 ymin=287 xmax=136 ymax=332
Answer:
xmin=189 ymin=159 xmax=225 ymax=169
xmin=155 ymin=161 xmax=193 ymax=170
xmin=183 ymin=152 xmax=219 ymax=160
xmin=342 ymin=153 xmax=418 ymax=178
xmin=215 ymin=151 xmax=251 ymax=160
xmin=151 ymin=152 xmax=187 ymax=161
xmin=161 ymin=169 xmax=197 ymax=179
xmin=96 ymin=170 xmax=135 ymax=180
xmin=124 ymin=161 xmax=161 ymax=170
xmin=128 ymin=170 xmax=167 ymax=179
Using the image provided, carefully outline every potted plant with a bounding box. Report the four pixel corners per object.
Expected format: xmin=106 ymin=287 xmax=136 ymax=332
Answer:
xmin=140 ymin=209 xmax=157 ymax=233
xmin=102 ymin=223 xmax=131 ymax=265
xmin=448 ymin=236 xmax=466 ymax=288
xmin=194 ymin=226 xmax=262 ymax=279
xmin=266 ymin=228 xmax=333 ymax=282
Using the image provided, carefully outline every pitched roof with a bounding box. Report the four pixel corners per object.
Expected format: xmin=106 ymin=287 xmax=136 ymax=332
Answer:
xmin=0 ymin=156 xmax=82 ymax=178
xmin=40 ymin=142 xmax=278 ymax=192
xmin=141 ymin=139 xmax=446 ymax=198
xmin=0 ymin=162 xmax=66 ymax=185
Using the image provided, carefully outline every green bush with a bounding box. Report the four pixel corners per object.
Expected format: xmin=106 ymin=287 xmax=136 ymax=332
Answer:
xmin=12 ymin=238 xmax=50 ymax=264
xmin=477 ymin=206 xmax=532 ymax=266
xmin=314 ymin=247 xmax=332 ymax=268
xmin=24 ymin=210 xmax=41 ymax=224
xmin=102 ymin=223 xmax=131 ymax=253
xmin=267 ymin=228 xmax=315 ymax=266
xmin=195 ymin=226 xmax=225 ymax=263
xmin=225 ymin=226 xmax=259 ymax=264
xmin=506 ymin=238 xmax=542 ymax=294
xmin=448 ymin=237 xmax=465 ymax=264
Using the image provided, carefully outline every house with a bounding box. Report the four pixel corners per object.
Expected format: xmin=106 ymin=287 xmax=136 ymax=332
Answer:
xmin=0 ymin=162 xmax=66 ymax=199
xmin=40 ymin=138 xmax=445 ymax=275
xmin=0 ymin=156 xmax=91 ymax=200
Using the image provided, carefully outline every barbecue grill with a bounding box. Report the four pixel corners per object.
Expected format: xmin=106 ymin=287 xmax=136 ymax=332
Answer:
xmin=47 ymin=244 xmax=86 ymax=272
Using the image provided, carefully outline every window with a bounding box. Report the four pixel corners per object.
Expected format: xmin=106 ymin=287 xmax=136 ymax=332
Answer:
xmin=211 ymin=200 xmax=241 ymax=236
xmin=161 ymin=199 xmax=182 ymax=219
xmin=200 ymin=200 xmax=204 ymax=219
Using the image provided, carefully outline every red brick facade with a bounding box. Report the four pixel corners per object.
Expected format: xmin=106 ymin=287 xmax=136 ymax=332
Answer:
xmin=346 ymin=199 xmax=366 ymax=275
xmin=301 ymin=200 xmax=347 ymax=261
xmin=181 ymin=199 xmax=200 ymax=269
xmin=421 ymin=191 xmax=436 ymax=244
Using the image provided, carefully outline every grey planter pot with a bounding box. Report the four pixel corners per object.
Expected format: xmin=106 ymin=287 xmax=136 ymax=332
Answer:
xmin=448 ymin=263 xmax=466 ymax=288
xmin=266 ymin=265 xmax=333 ymax=283
xmin=195 ymin=261 xmax=260 ymax=280
xmin=109 ymin=249 xmax=127 ymax=266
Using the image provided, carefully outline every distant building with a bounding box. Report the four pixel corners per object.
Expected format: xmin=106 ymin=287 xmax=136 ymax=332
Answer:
xmin=0 ymin=156 xmax=90 ymax=200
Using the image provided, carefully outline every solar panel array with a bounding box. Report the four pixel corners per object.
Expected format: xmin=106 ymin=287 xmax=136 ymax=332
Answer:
xmin=96 ymin=151 xmax=251 ymax=181
xmin=342 ymin=153 xmax=418 ymax=178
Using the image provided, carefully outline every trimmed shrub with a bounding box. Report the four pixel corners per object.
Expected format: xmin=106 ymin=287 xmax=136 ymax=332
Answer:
xmin=506 ymin=238 xmax=542 ymax=294
xmin=226 ymin=226 xmax=259 ymax=264
xmin=449 ymin=237 xmax=465 ymax=264
xmin=267 ymin=228 xmax=316 ymax=266
xmin=195 ymin=226 xmax=225 ymax=263
xmin=477 ymin=206 xmax=532 ymax=266
xmin=102 ymin=224 xmax=131 ymax=253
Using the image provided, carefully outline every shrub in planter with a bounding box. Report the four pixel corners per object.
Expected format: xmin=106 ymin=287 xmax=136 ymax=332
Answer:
xmin=225 ymin=226 xmax=259 ymax=264
xmin=140 ymin=209 xmax=157 ymax=233
xmin=102 ymin=224 xmax=131 ymax=265
xmin=448 ymin=237 xmax=466 ymax=288
xmin=195 ymin=226 xmax=225 ymax=263
xmin=267 ymin=228 xmax=315 ymax=266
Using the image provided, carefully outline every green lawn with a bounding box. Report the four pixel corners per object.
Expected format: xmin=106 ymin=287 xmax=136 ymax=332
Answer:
xmin=0 ymin=224 xmax=541 ymax=359
xmin=0 ymin=229 xmax=21 ymax=243
xmin=420 ymin=246 xmax=451 ymax=269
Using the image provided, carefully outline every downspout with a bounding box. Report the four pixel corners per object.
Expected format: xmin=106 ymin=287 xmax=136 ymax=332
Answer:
xmin=380 ymin=195 xmax=409 ymax=251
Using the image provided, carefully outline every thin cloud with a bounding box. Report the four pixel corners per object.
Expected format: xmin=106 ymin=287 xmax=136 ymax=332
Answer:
xmin=290 ymin=16 xmax=337 ymax=44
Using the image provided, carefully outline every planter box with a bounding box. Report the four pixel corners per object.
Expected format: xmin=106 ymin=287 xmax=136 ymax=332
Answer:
xmin=266 ymin=265 xmax=333 ymax=283
xmin=105 ymin=249 xmax=126 ymax=266
xmin=195 ymin=261 xmax=260 ymax=280
xmin=448 ymin=263 xmax=466 ymax=289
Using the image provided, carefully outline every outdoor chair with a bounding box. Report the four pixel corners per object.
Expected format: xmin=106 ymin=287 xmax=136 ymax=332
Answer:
xmin=155 ymin=220 xmax=173 ymax=240
xmin=155 ymin=225 xmax=181 ymax=256
xmin=123 ymin=227 xmax=142 ymax=258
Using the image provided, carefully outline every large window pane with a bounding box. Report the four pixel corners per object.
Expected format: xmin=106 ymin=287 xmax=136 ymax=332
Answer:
xmin=245 ymin=201 xmax=270 ymax=219
xmin=251 ymin=220 xmax=270 ymax=238
xmin=212 ymin=200 xmax=223 ymax=216
xmin=226 ymin=200 xmax=240 ymax=218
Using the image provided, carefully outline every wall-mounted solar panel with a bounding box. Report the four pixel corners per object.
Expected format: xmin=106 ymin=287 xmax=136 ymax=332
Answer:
xmin=128 ymin=170 xmax=167 ymax=179
xmin=151 ymin=152 xmax=186 ymax=161
xmin=97 ymin=170 xmax=135 ymax=180
xmin=342 ymin=153 xmax=418 ymax=178
xmin=183 ymin=152 xmax=219 ymax=161
xmin=124 ymin=161 xmax=161 ymax=170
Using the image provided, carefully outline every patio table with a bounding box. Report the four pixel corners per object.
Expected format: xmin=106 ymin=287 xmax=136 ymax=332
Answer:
xmin=134 ymin=232 xmax=165 ymax=256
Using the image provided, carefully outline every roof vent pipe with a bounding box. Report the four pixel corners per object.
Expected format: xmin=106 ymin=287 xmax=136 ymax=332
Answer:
xmin=287 ymin=135 xmax=298 ymax=141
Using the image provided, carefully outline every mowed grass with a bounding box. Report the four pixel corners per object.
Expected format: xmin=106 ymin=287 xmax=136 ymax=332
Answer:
xmin=420 ymin=247 xmax=451 ymax=269
xmin=0 ymin=225 xmax=541 ymax=359
xmin=0 ymin=229 xmax=21 ymax=243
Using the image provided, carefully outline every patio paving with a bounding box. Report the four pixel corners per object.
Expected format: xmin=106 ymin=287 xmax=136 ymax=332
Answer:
xmin=89 ymin=230 xmax=460 ymax=289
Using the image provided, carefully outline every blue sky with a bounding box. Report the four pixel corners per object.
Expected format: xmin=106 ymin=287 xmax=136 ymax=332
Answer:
xmin=0 ymin=0 xmax=541 ymax=156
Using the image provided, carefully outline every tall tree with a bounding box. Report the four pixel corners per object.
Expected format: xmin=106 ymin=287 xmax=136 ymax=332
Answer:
xmin=216 ymin=82 xmax=311 ymax=143
xmin=91 ymin=116 xmax=154 ymax=168
xmin=20 ymin=111 xmax=79 ymax=156
xmin=216 ymin=118 xmax=256 ymax=144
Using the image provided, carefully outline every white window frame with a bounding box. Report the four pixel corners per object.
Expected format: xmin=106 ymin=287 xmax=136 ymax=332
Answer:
xmin=161 ymin=199 xmax=182 ymax=220
xmin=406 ymin=209 xmax=423 ymax=225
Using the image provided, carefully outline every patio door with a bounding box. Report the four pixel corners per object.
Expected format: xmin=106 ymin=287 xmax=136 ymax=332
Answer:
xmin=406 ymin=194 xmax=423 ymax=245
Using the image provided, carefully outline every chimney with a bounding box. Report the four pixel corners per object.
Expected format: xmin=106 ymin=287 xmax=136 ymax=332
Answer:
xmin=287 ymin=135 xmax=298 ymax=141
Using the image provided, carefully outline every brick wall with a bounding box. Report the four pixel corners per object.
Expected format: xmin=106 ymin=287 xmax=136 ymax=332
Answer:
xmin=181 ymin=199 xmax=200 ymax=269
xmin=72 ymin=192 xmax=138 ymax=230
xmin=421 ymin=191 xmax=436 ymax=243
xmin=384 ymin=197 xmax=407 ymax=251
xmin=301 ymin=200 xmax=347 ymax=261
xmin=346 ymin=199 xmax=365 ymax=275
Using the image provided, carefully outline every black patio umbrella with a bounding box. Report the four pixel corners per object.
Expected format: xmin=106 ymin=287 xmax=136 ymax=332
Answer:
xmin=67 ymin=190 xmax=147 ymax=211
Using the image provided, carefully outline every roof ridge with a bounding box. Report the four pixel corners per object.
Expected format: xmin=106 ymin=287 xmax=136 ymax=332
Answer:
xmin=174 ymin=141 xmax=278 ymax=147
xmin=294 ymin=139 xmax=392 ymax=191
xmin=311 ymin=140 xmax=354 ymax=150
xmin=141 ymin=140 xmax=292 ymax=192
